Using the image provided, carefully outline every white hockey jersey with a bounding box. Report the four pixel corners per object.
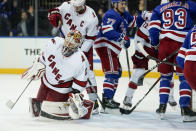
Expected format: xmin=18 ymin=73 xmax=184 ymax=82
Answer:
xmin=39 ymin=37 xmax=90 ymax=94
xmin=57 ymin=1 xmax=98 ymax=52
xmin=134 ymin=11 xmax=152 ymax=52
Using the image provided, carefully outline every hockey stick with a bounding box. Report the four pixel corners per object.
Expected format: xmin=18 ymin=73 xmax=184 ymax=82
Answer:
xmin=147 ymin=55 xmax=179 ymax=67
xmin=127 ymin=77 xmax=161 ymax=114
xmin=6 ymin=78 xmax=34 ymax=109
xmin=137 ymin=42 xmax=179 ymax=67
xmin=138 ymin=49 xmax=179 ymax=85
xmin=87 ymin=79 xmax=105 ymax=109
xmin=125 ymin=49 xmax=131 ymax=79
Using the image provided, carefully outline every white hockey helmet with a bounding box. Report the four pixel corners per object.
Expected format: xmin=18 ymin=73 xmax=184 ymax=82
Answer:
xmin=62 ymin=30 xmax=82 ymax=57
xmin=161 ymin=0 xmax=169 ymax=4
xmin=71 ymin=0 xmax=85 ymax=7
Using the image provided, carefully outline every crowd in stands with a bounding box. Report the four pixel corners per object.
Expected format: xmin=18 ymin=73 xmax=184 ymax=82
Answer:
xmin=0 ymin=0 xmax=139 ymax=37
xmin=0 ymin=0 xmax=34 ymax=36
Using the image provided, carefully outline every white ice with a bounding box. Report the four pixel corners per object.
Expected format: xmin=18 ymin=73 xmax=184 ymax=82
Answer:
xmin=0 ymin=74 xmax=196 ymax=131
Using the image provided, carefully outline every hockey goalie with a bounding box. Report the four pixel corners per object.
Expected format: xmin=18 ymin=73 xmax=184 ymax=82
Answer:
xmin=22 ymin=30 xmax=94 ymax=120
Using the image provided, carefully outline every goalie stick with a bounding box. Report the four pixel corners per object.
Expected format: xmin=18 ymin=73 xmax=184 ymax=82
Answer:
xmin=137 ymin=49 xmax=179 ymax=85
xmin=6 ymin=78 xmax=34 ymax=109
xmin=87 ymin=79 xmax=105 ymax=110
xmin=120 ymin=76 xmax=161 ymax=114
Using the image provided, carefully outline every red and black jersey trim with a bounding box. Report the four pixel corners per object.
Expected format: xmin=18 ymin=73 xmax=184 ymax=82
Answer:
xmin=43 ymin=74 xmax=72 ymax=88
xmin=73 ymin=78 xmax=87 ymax=87
xmin=85 ymin=35 xmax=97 ymax=40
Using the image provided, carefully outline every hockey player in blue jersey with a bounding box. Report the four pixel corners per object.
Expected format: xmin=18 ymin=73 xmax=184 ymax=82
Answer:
xmin=149 ymin=0 xmax=196 ymax=121
xmin=176 ymin=26 xmax=196 ymax=122
xmin=120 ymin=0 xmax=178 ymax=115
xmin=94 ymin=0 xmax=143 ymax=111
xmin=177 ymin=26 xmax=196 ymax=91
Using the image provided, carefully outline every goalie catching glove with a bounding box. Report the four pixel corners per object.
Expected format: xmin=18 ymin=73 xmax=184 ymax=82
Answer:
xmin=22 ymin=56 xmax=45 ymax=80
xmin=68 ymin=93 xmax=88 ymax=119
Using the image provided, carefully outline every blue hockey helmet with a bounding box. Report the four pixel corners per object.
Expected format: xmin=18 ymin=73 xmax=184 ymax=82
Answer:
xmin=111 ymin=0 xmax=127 ymax=4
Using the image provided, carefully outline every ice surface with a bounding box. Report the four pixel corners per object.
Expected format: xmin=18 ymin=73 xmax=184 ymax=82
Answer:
xmin=0 ymin=74 xmax=196 ymax=131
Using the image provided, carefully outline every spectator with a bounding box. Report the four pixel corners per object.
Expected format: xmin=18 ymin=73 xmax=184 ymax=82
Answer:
xmin=0 ymin=0 xmax=12 ymax=36
xmin=9 ymin=0 xmax=20 ymax=36
xmin=17 ymin=11 xmax=31 ymax=36
xmin=27 ymin=5 xmax=34 ymax=36
xmin=97 ymin=8 xmax=105 ymax=26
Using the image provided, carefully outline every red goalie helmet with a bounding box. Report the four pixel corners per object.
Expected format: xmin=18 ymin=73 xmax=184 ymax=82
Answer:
xmin=62 ymin=30 xmax=82 ymax=57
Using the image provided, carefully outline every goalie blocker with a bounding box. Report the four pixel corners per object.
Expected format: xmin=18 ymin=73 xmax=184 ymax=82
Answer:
xmin=29 ymin=94 xmax=94 ymax=120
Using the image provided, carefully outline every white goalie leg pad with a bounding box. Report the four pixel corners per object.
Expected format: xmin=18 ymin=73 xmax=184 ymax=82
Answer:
xmin=22 ymin=55 xmax=45 ymax=80
xmin=40 ymin=101 xmax=70 ymax=119
xmin=68 ymin=93 xmax=88 ymax=119
xmin=130 ymin=68 xmax=145 ymax=84
xmin=88 ymin=70 xmax=97 ymax=87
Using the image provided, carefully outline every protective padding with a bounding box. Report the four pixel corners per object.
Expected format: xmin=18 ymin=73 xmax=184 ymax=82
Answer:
xmin=159 ymin=74 xmax=172 ymax=104
xmin=179 ymin=75 xmax=191 ymax=107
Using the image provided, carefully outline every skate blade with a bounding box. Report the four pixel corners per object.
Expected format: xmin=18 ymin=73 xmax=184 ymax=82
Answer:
xmin=183 ymin=116 xmax=196 ymax=122
xmin=92 ymin=108 xmax=99 ymax=115
xmin=157 ymin=113 xmax=166 ymax=120
xmin=104 ymin=108 xmax=121 ymax=115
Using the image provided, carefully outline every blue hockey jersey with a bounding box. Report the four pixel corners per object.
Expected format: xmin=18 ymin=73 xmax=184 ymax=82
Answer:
xmin=176 ymin=26 xmax=196 ymax=69
xmin=94 ymin=9 xmax=143 ymax=54
xmin=149 ymin=0 xmax=196 ymax=46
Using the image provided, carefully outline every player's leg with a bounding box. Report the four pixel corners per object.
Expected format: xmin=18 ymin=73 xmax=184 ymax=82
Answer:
xmin=29 ymin=79 xmax=48 ymax=117
xmin=168 ymin=76 xmax=177 ymax=106
xmin=30 ymin=79 xmax=70 ymax=117
xmin=36 ymin=94 xmax=94 ymax=120
xmin=156 ymin=73 xmax=172 ymax=116
xmin=113 ymin=63 xmax=122 ymax=94
xmin=184 ymin=61 xmax=196 ymax=91
xmin=96 ymin=47 xmax=120 ymax=109
xmin=183 ymin=61 xmax=196 ymax=122
xmin=156 ymin=38 xmax=176 ymax=118
xmin=120 ymin=44 xmax=157 ymax=113
xmin=127 ymin=51 xmax=149 ymax=102
xmin=177 ymin=64 xmax=196 ymax=122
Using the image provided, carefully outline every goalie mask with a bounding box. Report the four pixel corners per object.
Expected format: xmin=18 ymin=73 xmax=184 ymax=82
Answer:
xmin=62 ymin=30 xmax=82 ymax=57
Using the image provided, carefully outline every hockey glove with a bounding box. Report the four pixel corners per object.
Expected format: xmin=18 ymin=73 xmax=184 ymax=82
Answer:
xmin=68 ymin=93 xmax=88 ymax=119
xmin=118 ymin=34 xmax=130 ymax=49
xmin=22 ymin=56 xmax=45 ymax=80
xmin=141 ymin=10 xmax=152 ymax=21
xmin=48 ymin=8 xmax=62 ymax=28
